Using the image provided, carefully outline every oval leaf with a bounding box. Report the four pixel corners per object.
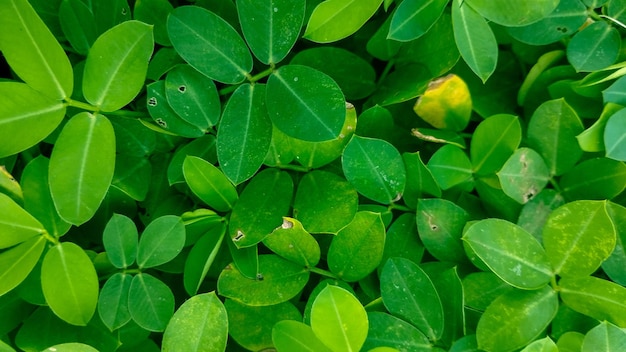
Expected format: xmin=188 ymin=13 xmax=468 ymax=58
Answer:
xmin=0 ymin=192 xmax=46 ymax=249
xmin=567 ymin=21 xmax=620 ymax=72
xmin=0 ymin=236 xmax=46 ymax=296
xmin=136 ymin=215 xmax=185 ymax=269
xmin=102 ymin=214 xmax=138 ymax=269
xmin=304 ymin=0 xmax=383 ymax=43
xmin=465 ymin=0 xmax=559 ymax=26
xmin=470 ymin=114 xmax=522 ymax=175
xmin=272 ymin=320 xmax=332 ymax=352
xmin=183 ymin=156 xmax=238 ymax=212
xmin=97 ymin=272 xmax=132 ymax=331
xmin=605 ymin=108 xmax=626 ymax=161
xmin=498 ymin=147 xmax=551 ymax=204
xmin=416 ymin=198 xmax=469 ymax=263
xmin=128 ymin=273 xmax=175 ymax=332
xmin=263 ymin=217 xmax=321 ymax=267
xmin=389 ymin=0 xmax=447 ymax=42
xmin=146 ymin=80 xmax=205 ymax=137
xmin=560 ymin=276 xmax=626 ymax=327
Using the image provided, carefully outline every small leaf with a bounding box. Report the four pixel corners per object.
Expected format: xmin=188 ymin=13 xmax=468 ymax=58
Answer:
xmin=304 ymin=0 xmax=383 ymax=43
xmin=183 ymin=223 xmax=226 ymax=295
xmin=476 ymin=286 xmax=558 ymax=352
xmin=463 ymin=219 xmax=553 ymax=290
xmin=97 ymin=272 xmax=132 ymax=331
xmin=471 ymin=114 xmax=521 ymax=175
xmin=162 ymin=292 xmax=228 ymax=352
xmin=581 ymin=321 xmax=626 ymax=352
xmin=183 ymin=156 xmax=238 ymax=212
xmin=41 ymin=242 xmax=99 ymax=326
xmin=128 ymin=273 xmax=175 ymax=332
xmin=417 ymin=198 xmax=469 ymax=263
xmin=0 ymin=236 xmax=45 ymax=296
xmin=427 ymin=144 xmax=473 ymax=190
xmin=49 ymin=112 xmax=115 ymax=226
xmin=605 ymin=108 xmax=626 ymax=161
xmin=414 ymin=74 xmax=472 ymax=132
xmin=217 ymin=254 xmax=310 ymax=306
xmin=146 ymin=80 xmax=205 ymax=137
xmin=263 ymin=217 xmax=321 ymax=267
xmin=238 ymin=0 xmax=306 ymax=64
xmin=272 ymin=320 xmax=332 ymax=352
xmin=217 ymin=84 xmax=272 ymax=184
xmin=388 ymin=0 xmax=447 ymax=42
xmin=102 ymin=214 xmax=138 ymax=269
xmin=452 ymin=0 xmax=498 ymax=82
xmin=559 ymin=157 xmax=626 ymax=200
xmin=168 ymin=6 xmax=252 ymax=84
xmin=363 ymin=312 xmax=431 ymax=352
xmin=133 ymin=0 xmax=173 ymax=46
xmin=342 ymin=136 xmax=406 ymax=204
xmin=311 ymin=286 xmax=368 ymax=352
xmin=83 ymin=21 xmax=154 ymax=112
xmin=567 ymin=21 xmax=620 ymax=72
xmin=136 ymin=215 xmax=185 ymax=269
xmin=464 ymin=0 xmax=559 ymax=26
xmin=266 ymin=65 xmax=346 ymax=142
xmin=327 ymin=212 xmax=386 ymax=282
xmin=497 ymin=148 xmax=551 ymax=204
xmin=0 ymin=191 xmax=46 ymax=250
xmin=59 ymin=0 xmax=98 ymax=55
xmin=560 ymin=276 xmax=626 ymax=327
xmin=543 ymin=200 xmax=616 ymax=277
xmin=0 ymin=0 xmax=73 ymax=99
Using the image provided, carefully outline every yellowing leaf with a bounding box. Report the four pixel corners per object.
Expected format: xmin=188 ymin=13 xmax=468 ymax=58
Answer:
xmin=414 ymin=74 xmax=472 ymax=131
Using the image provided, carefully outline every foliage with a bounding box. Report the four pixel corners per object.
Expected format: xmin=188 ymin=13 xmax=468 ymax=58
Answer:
xmin=1 ymin=0 xmax=626 ymax=351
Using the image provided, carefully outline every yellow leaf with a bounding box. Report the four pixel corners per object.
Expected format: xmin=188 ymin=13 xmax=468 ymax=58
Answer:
xmin=414 ymin=74 xmax=472 ymax=131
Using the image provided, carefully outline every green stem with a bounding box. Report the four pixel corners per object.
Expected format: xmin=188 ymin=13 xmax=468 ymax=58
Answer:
xmin=248 ymin=66 xmax=274 ymax=83
xmin=65 ymin=98 xmax=99 ymax=112
xmin=42 ymin=231 xmax=59 ymax=245
xmin=106 ymin=109 xmax=149 ymax=118
xmin=308 ymin=266 xmax=339 ymax=279
xmin=549 ymin=177 xmax=562 ymax=193
xmin=275 ymin=163 xmax=310 ymax=173
xmin=219 ymin=84 xmax=241 ymax=96
xmin=389 ymin=203 xmax=411 ymax=212
xmin=377 ymin=59 xmax=395 ymax=84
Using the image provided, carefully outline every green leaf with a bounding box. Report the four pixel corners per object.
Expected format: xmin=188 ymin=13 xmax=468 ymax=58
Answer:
xmin=128 ymin=273 xmax=175 ymax=332
xmin=463 ymin=219 xmax=553 ymax=290
xmin=416 ymin=198 xmax=469 ymax=263
xmin=425 ymin=266 xmax=465 ymax=345
xmin=363 ymin=312 xmax=432 ymax=352
xmin=217 ymin=84 xmax=273 ymax=184
xmin=136 ymin=215 xmax=185 ymax=269
xmin=228 ymin=169 xmax=293 ymax=248
xmin=0 ymin=0 xmax=73 ymax=99
xmin=183 ymin=156 xmax=238 ymax=212
xmin=110 ymin=117 xmax=157 ymax=157
xmin=497 ymin=148 xmax=551 ymax=204
xmin=560 ymin=157 xmax=626 ymax=200
xmin=471 ymin=114 xmax=521 ymax=175
xmin=83 ymin=21 xmax=154 ymax=112
xmin=263 ymin=217 xmax=321 ymax=267
xmin=41 ymin=242 xmax=99 ymax=326
xmin=237 ymin=0 xmax=305 ymax=64
xmin=59 ymin=0 xmax=98 ymax=55
xmin=380 ymin=257 xmax=444 ymax=341
xmin=102 ymin=214 xmax=138 ymax=269
xmin=97 ymin=272 xmax=132 ymax=331
xmin=49 ymin=112 xmax=115 ymax=226
xmin=133 ymin=0 xmax=173 ymax=46
xmin=371 ymin=63 xmax=432 ymax=106
xmin=517 ymin=189 xmax=565 ymax=241
xmin=293 ymin=170 xmax=358 ymax=234
xmin=427 ymin=144 xmax=473 ymax=190
xmin=521 ymin=337 xmax=558 ymax=352
xmin=162 ymin=292 xmax=228 ymax=352
xmin=582 ymin=321 xmax=626 ymax=352
xmin=327 ymin=211 xmax=386 ymax=282
xmin=464 ymin=0 xmax=559 ymax=26
xmin=111 ymin=155 xmax=151 ymax=201
xmin=560 ymin=276 xmax=626 ymax=327
xmin=311 ymin=285 xmax=368 ymax=352
xmin=452 ymin=0 xmax=498 ymax=83
xmin=304 ymin=0 xmax=383 ymax=43
xmin=183 ymin=223 xmax=226 ymax=295
xmin=266 ymin=65 xmax=346 ymax=142
xmin=272 ymin=320 xmax=332 ymax=352
xmin=543 ymin=200 xmax=616 ymax=277
xmin=146 ymin=80 xmax=205 ymax=138
xmin=167 ymin=134 xmax=216 ymax=185
xmin=168 ymin=5 xmax=252 ymax=84
xmin=605 ymin=108 xmax=626 ymax=161
xmin=165 ymin=64 xmax=221 ymax=130
xmin=603 ymin=202 xmax=626 ymax=286
xmin=0 ymin=82 xmax=66 ymax=158
xmin=463 ymin=272 xmax=514 ymax=311
xmin=567 ymin=21 xmax=620 ymax=72
xmin=476 ymin=286 xmax=558 ymax=352
xmin=342 ymin=136 xmax=406 ymax=204
xmin=217 ymin=254 xmax=310 ymax=306
xmin=388 ymin=0 xmax=447 ymax=42
xmin=42 ymin=343 xmax=99 ymax=352
xmin=403 ymin=152 xmax=442 ymax=208
xmin=0 ymin=236 xmax=45 ymax=296
xmin=527 ymin=99 xmax=584 ymax=176
xmin=382 ymin=213 xmax=425 ymax=267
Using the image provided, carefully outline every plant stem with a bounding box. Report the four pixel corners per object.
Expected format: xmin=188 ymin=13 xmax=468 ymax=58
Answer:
xmin=389 ymin=203 xmax=411 ymax=212
xmin=42 ymin=231 xmax=59 ymax=245
xmin=65 ymin=98 xmax=99 ymax=112
xmin=275 ymin=163 xmax=311 ymax=173
xmin=248 ymin=66 xmax=274 ymax=83
xmin=106 ymin=109 xmax=149 ymax=118
xmin=308 ymin=266 xmax=339 ymax=279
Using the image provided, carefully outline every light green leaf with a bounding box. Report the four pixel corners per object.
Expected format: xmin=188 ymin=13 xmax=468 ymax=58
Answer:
xmin=582 ymin=321 xmax=626 ymax=352
xmin=471 ymin=114 xmax=521 ymax=175
xmin=183 ymin=223 xmax=226 ymax=295
xmin=238 ymin=0 xmax=305 ymax=64
xmin=464 ymin=0 xmax=559 ymax=26
xmin=0 ymin=0 xmax=73 ymax=99
xmin=266 ymin=65 xmax=346 ymax=142
xmin=342 ymin=136 xmax=406 ymax=204
xmin=42 ymin=343 xmax=99 ymax=352
xmin=521 ymin=337 xmax=557 ymax=352
xmin=452 ymin=0 xmax=498 ymax=83
xmin=128 ymin=273 xmax=175 ymax=332
xmin=417 ymin=198 xmax=469 ymax=263
xmin=543 ymin=200 xmax=616 ymax=277
xmin=567 ymin=21 xmax=620 ymax=72
xmin=217 ymin=84 xmax=272 ymax=184
xmin=183 ymin=156 xmax=238 ymax=212
xmin=102 ymin=214 xmax=138 ymax=269
xmin=0 ymin=191 xmax=43 ymax=247
xmin=605 ymin=108 xmax=626 ymax=161
xmin=560 ymin=157 xmax=626 ymax=200
xmin=0 ymin=236 xmax=45 ymax=296
xmin=560 ymin=276 xmax=626 ymax=327
xmin=273 ymin=320 xmax=332 ymax=352
xmin=427 ymin=144 xmax=473 ymax=190
xmin=168 ymin=5 xmax=252 ymax=84
xmin=327 ymin=211 xmax=386 ymax=282
xmin=304 ymin=0 xmax=383 ymax=43
xmin=136 ymin=215 xmax=185 ymax=269
xmin=0 ymin=83 xmax=66 ymax=158
xmin=146 ymin=80 xmax=205 ymax=138
xmin=388 ymin=0 xmax=447 ymax=41
xmin=497 ymin=148 xmax=551 ymax=204
xmin=59 ymin=0 xmax=98 ymax=55
xmin=463 ymin=219 xmax=553 ymax=289
xmin=263 ymin=217 xmax=321 ymax=267
xmin=41 ymin=242 xmax=99 ymax=326
xmin=49 ymin=112 xmax=115 ymax=226
xmin=217 ymin=254 xmax=310 ymax=306
xmin=97 ymin=272 xmax=132 ymax=331
xmin=363 ymin=312 xmax=432 ymax=352
xmin=476 ymin=286 xmax=558 ymax=352
xmin=311 ymin=285 xmax=368 ymax=352
xmin=162 ymin=292 xmax=228 ymax=352
xmin=83 ymin=21 xmax=154 ymax=112
xmin=133 ymin=0 xmax=173 ymax=46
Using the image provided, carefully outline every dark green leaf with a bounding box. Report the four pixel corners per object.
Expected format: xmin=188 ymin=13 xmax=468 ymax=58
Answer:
xmin=146 ymin=80 xmax=206 ymax=138
xmin=382 ymin=213 xmax=425 ymax=268
xmin=133 ymin=0 xmax=173 ymax=46
xmin=517 ymin=189 xmax=565 ymax=241
xmin=464 ymin=0 xmax=559 ymax=26
xmin=427 ymin=144 xmax=473 ymax=190
xmin=363 ymin=312 xmax=432 ymax=351
xmin=567 ymin=21 xmax=620 ymax=72
xmin=59 ymin=0 xmax=98 ymax=55
xmin=97 ymin=272 xmax=132 ymax=331
xmin=304 ymin=0 xmax=383 ymax=43
xmin=183 ymin=156 xmax=238 ymax=212
xmin=471 ymin=114 xmax=521 ymax=175
xmin=167 ymin=134 xmax=217 ymax=185
xmin=371 ymin=63 xmax=432 ymax=106
xmin=112 ymin=155 xmax=151 ymax=201
xmin=128 ymin=273 xmax=175 ymax=332
xmin=110 ymin=117 xmax=157 ymax=157
xmin=263 ymin=217 xmax=321 ymax=267
xmin=388 ymin=0 xmax=447 ymax=41
xmin=136 ymin=215 xmax=185 ymax=269
xmin=560 ymin=276 xmax=626 ymax=327
xmin=560 ymin=157 xmax=626 ymax=200
xmin=603 ymin=202 xmax=626 ymax=286
xmin=0 ymin=236 xmax=45 ymax=296
xmin=463 ymin=272 xmax=514 ymax=311
xmin=497 ymin=148 xmax=551 ymax=204
xmin=183 ymin=222 xmax=226 ymax=295
xmin=102 ymin=214 xmax=138 ymax=269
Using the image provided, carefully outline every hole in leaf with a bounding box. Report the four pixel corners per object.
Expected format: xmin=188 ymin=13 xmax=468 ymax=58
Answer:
xmin=121 ymin=8 xmax=127 ymax=16
xmin=178 ymin=85 xmax=186 ymax=93
xmin=233 ymin=230 xmax=245 ymax=242
xmin=256 ymin=273 xmax=264 ymax=281
xmin=281 ymin=218 xmax=293 ymax=229
xmin=148 ymin=97 xmax=157 ymax=107
xmin=155 ymin=118 xmax=167 ymax=128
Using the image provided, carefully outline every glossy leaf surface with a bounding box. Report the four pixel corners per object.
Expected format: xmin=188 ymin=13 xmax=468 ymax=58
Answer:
xmin=363 ymin=312 xmax=431 ymax=351
xmin=136 ymin=215 xmax=185 ymax=269
xmin=605 ymin=108 xmax=626 ymax=161
xmin=559 ymin=157 xmax=626 ymax=200
xmin=263 ymin=217 xmax=321 ymax=267
xmin=183 ymin=156 xmax=238 ymax=212
xmin=0 ymin=192 xmax=45 ymax=250
xmin=388 ymin=0 xmax=447 ymax=42
xmin=146 ymin=80 xmax=205 ymax=138
xmin=128 ymin=273 xmax=175 ymax=332
xmin=560 ymin=276 xmax=626 ymax=327
xmin=414 ymin=74 xmax=472 ymax=132
xmin=304 ymin=0 xmax=383 ymax=43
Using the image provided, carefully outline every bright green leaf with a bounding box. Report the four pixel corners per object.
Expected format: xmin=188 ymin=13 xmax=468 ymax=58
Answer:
xmin=471 ymin=114 xmax=521 ymax=175
xmin=136 ymin=215 xmax=185 ymax=269
xmin=560 ymin=157 xmax=626 ymax=200
xmin=183 ymin=156 xmax=238 ymax=212
xmin=605 ymin=108 xmax=626 ymax=161
xmin=183 ymin=223 xmax=226 ymax=295
xmin=128 ymin=273 xmax=175 ymax=332
xmin=498 ymin=148 xmax=551 ymax=204
xmin=102 ymin=214 xmax=138 ymax=269
xmin=363 ymin=312 xmax=432 ymax=351
xmin=521 ymin=337 xmax=557 ymax=352
xmin=567 ymin=21 xmax=620 ymax=72
xmin=560 ymin=276 xmax=626 ymax=327
xmin=388 ymin=0 xmax=447 ymax=41
xmin=97 ymin=272 xmax=132 ymax=331
xmin=304 ymin=0 xmax=383 ymax=43
xmin=417 ymin=198 xmax=469 ymax=263
xmin=427 ymin=144 xmax=473 ymax=190
xmin=263 ymin=217 xmax=321 ymax=267
xmin=581 ymin=321 xmax=626 ymax=352
xmin=272 ymin=320 xmax=332 ymax=352
xmin=0 ymin=236 xmax=45 ymax=296
xmin=464 ymin=0 xmax=559 ymax=26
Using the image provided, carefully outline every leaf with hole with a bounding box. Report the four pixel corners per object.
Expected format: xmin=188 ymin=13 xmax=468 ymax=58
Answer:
xmin=427 ymin=144 xmax=473 ymax=190
xmin=605 ymin=108 xmax=626 ymax=161
xmin=146 ymin=80 xmax=205 ymax=138
xmin=272 ymin=320 xmax=332 ymax=352
xmin=567 ymin=21 xmax=620 ymax=72
xmin=59 ymin=0 xmax=98 ymax=55
xmin=417 ymin=198 xmax=469 ymax=263
xmin=581 ymin=321 xmax=626 ymax=352
xmin=263 ymin=217 xmax=321 ymax=267
xmin=498 ymin=148 xmax=551 ymax=204
xmin=0 ymin=236 xmax=45 ymax=297
xmin=183 ymin=222 xmax=226 ymax=295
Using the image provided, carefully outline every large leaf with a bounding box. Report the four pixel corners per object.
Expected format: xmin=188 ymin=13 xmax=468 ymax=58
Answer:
xmin=183 ymin=156 xmax=238 ymax=212
xmin=0 ymin=236 xmax=46 ymax=296
xmin=83 ymin=21 xmax=154 ymax=112
xmin=49 ymin=112 xmax=115 ymax=226
xmin=470 ymin=114 xmax=522 ymax=175
xmin=128 ymin=273 xmax=175 ymax=332
xmin=388 ymin=0 xmax=448 ymax=42
xmin=162 ymin=292 xmax=228 ymax=352
xmin=41 ymin=242 xmax=99 ymax=326
xmin=304 ymin=0 xmax=383 ymax=43
xmin=363 ymin=312 xmax=431 ymax=351
xmin=266 ymin=65 xmax=346 ymax=142
xmin=146 ymin=80 xmax=206 ymax=138
xmin=102 ymin=214 xmax=138 ymax=269
xmin=414 ymin=74 xmax=472 ymax=132
xmin=0 ymin=83 xmax=66 ymax=158
xmin=0 ymin=0 xmax=73 ymax=100
xmin=237 ymin=0 xmax=305 ymax=64
xmin=0 ymin=191 xmax=46 ymax=250
xmin=464 ymin=0 xmax=559 ymax=27
xmin=567 ymin=21 xmax=620 ymax=72
xmin=559 ymin=157 xmax=626 ymax=200
xmin=136 ymin=215 xmax=185 ymax=269
xmin=560 ymin=276 xmax=626 ymax=327
xmin=217 ymin=84 xmax=272 ymax=184
xmin=168 ymin=6 xmax=252 ymax=84
xmin=382 ymin=213 xmax=425 ymax=267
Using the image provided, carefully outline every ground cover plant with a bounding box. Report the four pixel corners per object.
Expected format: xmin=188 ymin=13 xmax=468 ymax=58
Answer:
xmin=1 ymin=0 xmax=626 ymax=351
